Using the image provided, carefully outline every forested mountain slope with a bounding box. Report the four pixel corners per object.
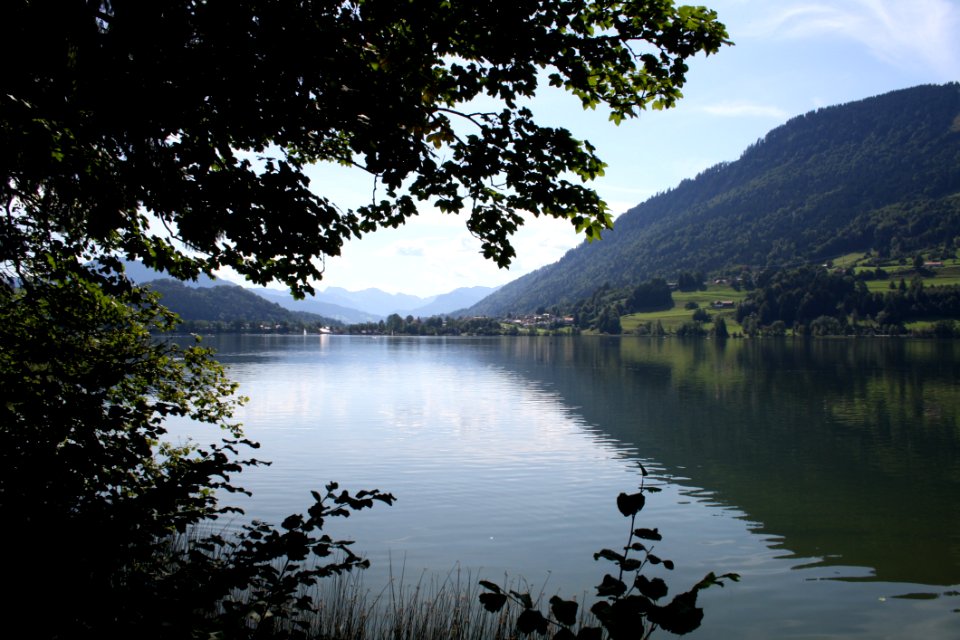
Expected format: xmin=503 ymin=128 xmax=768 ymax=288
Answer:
xmin=468 ymin=83 xmax=960 ymax=315
xmin=146 ymin=279 xmax=338 ymax=328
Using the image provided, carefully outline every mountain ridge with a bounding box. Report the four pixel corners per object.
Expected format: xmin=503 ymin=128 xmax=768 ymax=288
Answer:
xmin=466 ymin=82 xmax=960 ymax=316
xmin=113 ymin=259 xmax=496 ymax=320
xmin=145 ymin=279 xmax=340 ymax=328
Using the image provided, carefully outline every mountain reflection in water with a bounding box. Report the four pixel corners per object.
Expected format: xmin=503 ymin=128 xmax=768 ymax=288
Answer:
xmin=478 ymin=337 xmax=960 ymax=587
xmin=180 ymin=334 xmax=960 ymax=638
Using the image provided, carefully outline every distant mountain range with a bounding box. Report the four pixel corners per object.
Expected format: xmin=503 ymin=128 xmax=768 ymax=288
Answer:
xmin=467 ymin=82 xmax=960 ymax=316
xmin=117 ymin=260 xmax=497 ymax=322
xmin=253 ymin=284 xmax=498 ymax=319
xmin=244 ymin=287 xmax=381 ymax=324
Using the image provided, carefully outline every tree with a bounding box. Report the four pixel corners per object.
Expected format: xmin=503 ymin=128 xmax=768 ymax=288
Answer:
xmin=627 ymin=278 xmax=674 ymax=312
xmin=713 ymin=315 xmax=729 ymax=338
xmin=385 ymin=312 xmax=405 ymax=333
xmin=691 ymin=307 xmax=711 ymax=322
xmin=2 ymin=1 xmax=729 ymax=636
xmin=0 ymin=259 xmax=396 ymax=637
xmin=677 ymin=271 xmax=703 ymax=292
xmin=2 ymin=0 xmax=729 ymax=294
xmin=596 ymin=305 xmax=623 ymax=334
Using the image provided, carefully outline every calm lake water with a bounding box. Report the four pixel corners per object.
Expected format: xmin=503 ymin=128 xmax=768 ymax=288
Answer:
xmin=173 ymin=335 xmax=960 ymax=639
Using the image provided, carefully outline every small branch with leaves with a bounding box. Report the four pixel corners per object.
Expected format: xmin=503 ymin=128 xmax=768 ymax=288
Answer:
xmin=479 ymin=464 xmax=739 ymax=639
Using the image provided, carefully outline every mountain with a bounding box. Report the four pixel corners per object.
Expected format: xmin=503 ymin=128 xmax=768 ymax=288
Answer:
xmin=114 ymin=259 xmax=221 ymax=287
xmin=146 ymin=279 xmax=338 ymax=327
xmin=467 ymin=83 xmax=960 ymax=316
xmin=250 ymin=284 xmax=497 ymax=320
xmin=408 ymin=286 xmax=499 ymax=317
xmin=246 ymin=287 xmax=381 ymax=324
xmin=114 ymin=257 xmax=494 ymax=321
xmin=320 ymin=287 xmax=428 ymax=316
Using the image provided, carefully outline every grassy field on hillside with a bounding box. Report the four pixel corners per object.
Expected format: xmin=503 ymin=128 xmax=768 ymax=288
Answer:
xmin=765 ymin=252 xmax=960 ymax=293
xmin=858 ymin=265 xmax=960 ymax=292
xmin=621 ymin=284 xmax=748 ymax=335
xmin=620 ymin=262 xmax=960 ymax=335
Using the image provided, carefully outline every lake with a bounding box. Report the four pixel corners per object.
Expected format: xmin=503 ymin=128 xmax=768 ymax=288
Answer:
xmin=172 ymin=334 xmax=960 ymax=639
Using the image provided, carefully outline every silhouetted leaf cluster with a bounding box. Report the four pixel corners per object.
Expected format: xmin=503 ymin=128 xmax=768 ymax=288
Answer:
xmin=1 ymin=255 xmax=394 ymax=638
xmin=480 ymin=466 xmax=739 ymax=638
xmin=3 ymin=0 xmax=728 ymax=297
xmin=2 ymin=2 xmax=731 ymax=636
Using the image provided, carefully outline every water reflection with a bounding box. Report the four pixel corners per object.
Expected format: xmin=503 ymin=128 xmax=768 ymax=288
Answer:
xmin=472 ymin=337 xmax=960 ymax=587
xmin=171 ymin=334 xmax=960 ymax=637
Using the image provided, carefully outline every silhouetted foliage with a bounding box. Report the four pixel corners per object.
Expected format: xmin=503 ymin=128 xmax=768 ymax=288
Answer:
xmin=3 ymin=2 xmax=731 ymax=635
xmin=480 ymin=466 xmax=738 ymax=638
xmin=1 ymin=256 xmax=394 ymax=637
xmin=3 ymin=0 xmax=728 ymax=296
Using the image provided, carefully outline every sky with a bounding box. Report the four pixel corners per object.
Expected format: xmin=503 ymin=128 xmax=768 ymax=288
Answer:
xmin=228 ymin=0 xmax=960 ymax=298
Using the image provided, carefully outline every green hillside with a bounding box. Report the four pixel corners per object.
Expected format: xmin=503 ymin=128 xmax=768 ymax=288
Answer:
xmin=468 ymin=83 xmax=960 ymax=315
xmin=146 ymin=279 xmax=339 ymax=330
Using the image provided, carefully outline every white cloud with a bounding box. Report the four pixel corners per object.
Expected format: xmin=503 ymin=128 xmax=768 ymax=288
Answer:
xmin=700 ymin=101 xmax=790 ymax=119
xmin=749 ymin=0 xmax=960 ymax=78
xmin=395 ymin=245 xmax=425 ymax=257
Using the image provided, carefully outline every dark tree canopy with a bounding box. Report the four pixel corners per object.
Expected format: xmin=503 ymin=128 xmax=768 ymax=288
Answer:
xmin=0 ymin=4 xmax=728 ymax=635
xmin=2 ymin=0 xmax=728 ymax=294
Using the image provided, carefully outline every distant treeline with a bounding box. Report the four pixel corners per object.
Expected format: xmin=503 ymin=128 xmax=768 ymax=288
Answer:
xmin=153 ymin=267 xmax=960 ymax=338
xmin=344 ymin=313 xmax=506 ymax=336
xmin=171 ymin=319 xmax=338 ymax=334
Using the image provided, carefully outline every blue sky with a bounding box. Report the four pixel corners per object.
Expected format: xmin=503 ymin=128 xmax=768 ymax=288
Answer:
xmin=241 ymin=0 xmax=960 ymax=297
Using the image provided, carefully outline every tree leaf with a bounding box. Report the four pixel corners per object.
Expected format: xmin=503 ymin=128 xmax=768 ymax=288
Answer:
xmin=479 ymin=580 xmax=502 ymax=594
xmin=633 ymin=528 xmax=662 ymax=541
xmin=479 ymin=592 xmax=508 ymax=613
xmin=553 ymin=629 xmax=577 ymax=640
xmin=511 ymin=590 xmax=535 ymax=610
xmin=517 ymin=609 xmax=549 ymax=635
xmin=647 ymin=591 xmax=703 ymax=635
xmin=594 ymin=548 xmax=626 ymax=564
xmin=616 ymin=492 xmax=646 ymax=517
xmin=635 ymin=575 xmax=669 ymax=600
xmin=576 ymin=627 xmax=603 ymax=640
xmin=596 ymin=574 xmax=627 ymax=598
xmin=549 ymin=595 xmax=579 ymax=626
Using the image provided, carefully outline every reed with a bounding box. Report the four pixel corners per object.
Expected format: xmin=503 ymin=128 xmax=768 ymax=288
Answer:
xmin=309 ymin=565 xmax=536 ymax=640
xmin=163 ymin=530 xmax=548 ymax=639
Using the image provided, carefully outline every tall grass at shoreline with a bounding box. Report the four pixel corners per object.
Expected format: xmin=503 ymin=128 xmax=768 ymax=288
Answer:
xmin=310 ymin=565 xmax=588 ymax=640
xmin=166 ymin=529 xmax=592 ymax=639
